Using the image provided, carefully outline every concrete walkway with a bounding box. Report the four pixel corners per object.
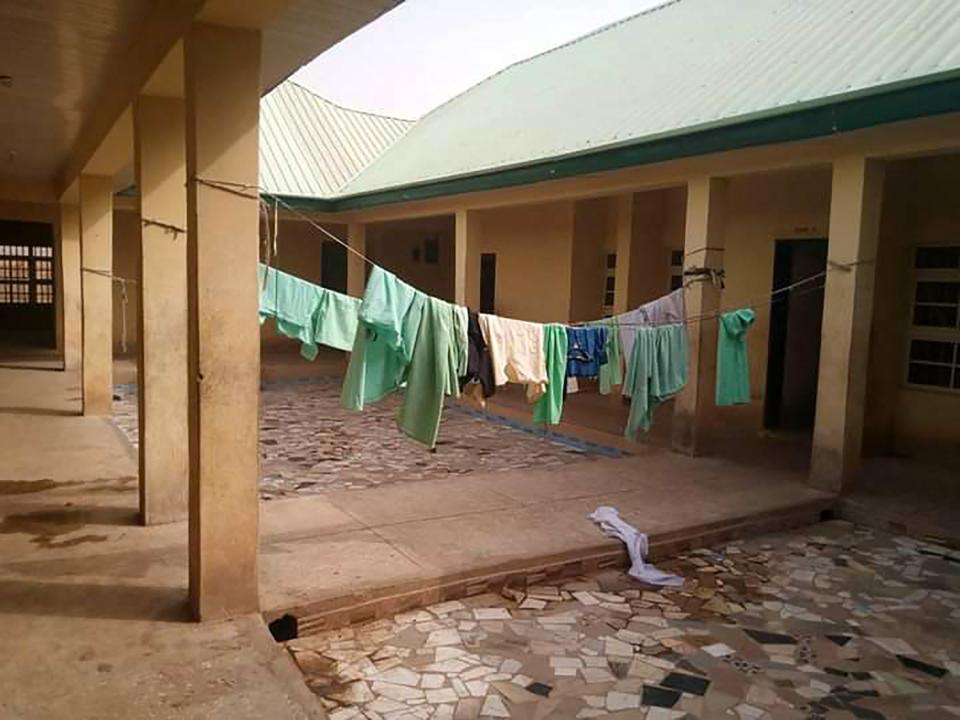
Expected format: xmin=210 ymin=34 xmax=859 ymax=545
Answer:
xmin=0 ymin=366 xmax=327 ymax=720
xmin=0 ymin=364 xmax=833 ymax=718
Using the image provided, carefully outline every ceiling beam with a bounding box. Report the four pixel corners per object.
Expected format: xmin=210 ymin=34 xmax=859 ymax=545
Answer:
xmin=56 ymin=0 xmax=204 ymax=195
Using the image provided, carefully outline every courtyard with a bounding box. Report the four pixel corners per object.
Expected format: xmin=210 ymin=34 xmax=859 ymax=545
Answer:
xmin=287 ymin=521 xmax=960 ymax=720
xmin=113 ymin=376 xmax=613 ymax=499
xmin=0 ymin=1 xmax=959 ymax=718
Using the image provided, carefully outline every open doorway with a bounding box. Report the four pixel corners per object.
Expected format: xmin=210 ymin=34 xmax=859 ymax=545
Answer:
xmin=0 ymin=221 xmax=56 ymax=354
xmin=321 ymin=240 xmax=347 ymax=294
xmin=480 ymin=252 xmax=496 ymax=313
xmin=764 ymin=238 xmax=827 ymax=431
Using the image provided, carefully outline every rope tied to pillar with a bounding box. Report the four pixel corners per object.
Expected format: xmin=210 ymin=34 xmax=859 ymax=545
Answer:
xmin=81 ymin=267 xmax=136 ymax=353
xmin=141 ymin=217 xmax=187 ymax=237
xmin=191 ymin=176 xmax=380 ymax=270
xmin=682 ymin=266 xmax=726 ymax=289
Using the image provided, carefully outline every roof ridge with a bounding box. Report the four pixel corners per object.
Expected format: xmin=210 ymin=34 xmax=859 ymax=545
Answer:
xmin=284 ymin=79 xmax=417 ymax=124
xmin=409 ymin=0 xmax=684 ymax=124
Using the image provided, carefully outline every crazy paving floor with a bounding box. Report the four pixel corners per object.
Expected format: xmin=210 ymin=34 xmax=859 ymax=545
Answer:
xmin=112 ymin=379 xmax=607 ymax=499
xmin=286 ymin=521 xmax=960 ymax=720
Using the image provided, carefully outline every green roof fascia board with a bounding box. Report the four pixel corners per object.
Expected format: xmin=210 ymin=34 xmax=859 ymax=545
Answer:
xmin=264 ymin=192 xmax=338 ymax=212
xmin=307 ymin=75 xmax=960 ymax=213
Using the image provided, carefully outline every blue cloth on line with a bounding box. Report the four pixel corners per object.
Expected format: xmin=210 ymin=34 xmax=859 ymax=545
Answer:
xmin=565 ymin=326 xmax=608 ymax=378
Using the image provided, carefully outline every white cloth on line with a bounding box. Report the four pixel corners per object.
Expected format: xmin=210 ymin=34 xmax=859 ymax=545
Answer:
xmin=478 ymin=313 xmax=548 ymax=401
xmin=588 ymin=506 xmax=684 ymax=587
xmin=616 ymin=288 xmax=686 ymax=370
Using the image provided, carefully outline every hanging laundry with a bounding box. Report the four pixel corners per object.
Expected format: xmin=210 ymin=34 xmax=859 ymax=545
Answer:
xmin=565 ymin=326 xmax=608 ymax=378
xmin=341 ymin=266 xmax=425 ymax=410
xmin=597 ymin=318 xmax=623 ymax=395
xmin=459 ymin=311 xmax=496 ymax=406
xmin=616 ymin=287 xmax=685 ymax=368
xmin=396 ymin=296 xmax=465 ymax=448
xmin=716 ymin=308 xmax=756 ymax=406
xmin=532 ymin=324 xmax=568 ymax=425
xmin=623 ymin=323 xmax=688 ymax=438
xmin=453 ymin=305 xmax=469 ymax=378
xmin=316 ymin=289 xmax=361 ymax=353
xmin=258 ymin=264 xmax=359 ymax=359
xmin=479 ymin=314 xmax=548 ymax=401
xmin=589 ymin=506 xmax=684 ymax=587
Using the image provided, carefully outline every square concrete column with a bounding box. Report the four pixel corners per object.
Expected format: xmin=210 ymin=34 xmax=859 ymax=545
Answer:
xmin=454 ymin=209 xmax=479 ymax=307
xmin=810 ymin=156 xmax=885 ymax=492
xmin=79 ymin=175 xmax=114 ymax=415
xmin=134 ymin=95 xmax=189 ymax=525
xmin=59 ymin=203 xmax=83 ymax=371
xmin=185 ymin=23 xmax=261 ymax=620
xmin=672 ymin=176 xmax=726 ymax=455
xmin=611 ymin=193 xmax=634 ymax=315
xmin=347 ymin=222 xmax=367 ymax=298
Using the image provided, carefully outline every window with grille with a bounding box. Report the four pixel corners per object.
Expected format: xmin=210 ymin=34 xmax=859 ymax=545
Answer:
xmin=602 ymin=253 xmax=616 ymax=313
xmin=670 ymin=249 xmax=684 ymax=291
xmin=0 ymin=243 xmax=54 ymax=305
xmin=906 ymin=246 xmax=960 ymax=391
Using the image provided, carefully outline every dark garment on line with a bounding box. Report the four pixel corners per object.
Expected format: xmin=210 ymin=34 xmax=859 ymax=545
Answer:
xmin=460 ymin=310 xmax=496 ymax=398
xmin=565 ymin=326 xmax=608 ymax=378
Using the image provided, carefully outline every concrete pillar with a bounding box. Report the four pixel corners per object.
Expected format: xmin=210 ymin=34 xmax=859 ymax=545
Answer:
xmin=454 ymin=209 xmax=479 ymax=307
xmin=134 ymin=95 xmax=189 ymax=525
xmin=59 ymin=203 xmax=83 ymax=371
xmin=184 ymin=22 xmax=261 ymax=620
xmin=346 ymin=222 xmax=366 ymax=298
xmin=810 ymin=156 xmax=885 ymax=492
xmin=611 ymin=193 xmax=634 ymax=315
xmin=79 ymin=175 xmax=114 ymax=415
xmin=672 ymin=176 xmax=726 ymax=456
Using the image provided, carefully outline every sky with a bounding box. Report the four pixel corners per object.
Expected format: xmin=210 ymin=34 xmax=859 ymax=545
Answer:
xmin=290 ymin=0 xmax=664 ymax=120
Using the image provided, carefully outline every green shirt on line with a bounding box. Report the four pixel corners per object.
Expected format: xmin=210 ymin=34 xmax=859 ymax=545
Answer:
xmin=715 ymin=308 xmax=756 ymax=406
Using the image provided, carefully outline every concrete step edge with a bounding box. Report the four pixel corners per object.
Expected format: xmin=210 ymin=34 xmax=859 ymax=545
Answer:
xmin=266 ymin=497 xmax=836 ymax=636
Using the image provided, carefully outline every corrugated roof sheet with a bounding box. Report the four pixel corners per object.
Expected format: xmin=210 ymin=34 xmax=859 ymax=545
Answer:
xmin=259 ymin=81 xmax=413 ymax=197
xmin=336 ymin=0 xmax=960 ymax=198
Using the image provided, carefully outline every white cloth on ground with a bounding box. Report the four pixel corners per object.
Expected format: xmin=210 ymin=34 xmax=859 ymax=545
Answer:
xmin=478 ymin=313 xmax=547 ymax=401
xmin=588 ymin=506 xmax=684 ymax=587
xmin=616 ymin=288 xmax=686 ymax=370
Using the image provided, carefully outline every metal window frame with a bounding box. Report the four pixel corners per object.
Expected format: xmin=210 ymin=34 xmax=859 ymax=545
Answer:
xmin=904 ymin=245 xmax=960 ymax=393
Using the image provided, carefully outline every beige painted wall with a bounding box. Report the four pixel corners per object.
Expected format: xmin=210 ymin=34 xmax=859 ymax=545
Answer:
xmin=628 ymin=187 xmax=686 ymax=308
xmin=112 ymin=210 xmax=140 ymax=355
xmin=471 ymin=200 xmax=575 ymax=322
xmin=0 ymin=200 xmax=58 ymax=225
xmin=366 ymin=215 xmax=455 ymax=301
xmin=712 ymin=167 xmax=833 ymax=429
xmin=570 ymin=198 xmax=608 ymax=322
xmin=865 ymin=154 xmax=960 ymax=458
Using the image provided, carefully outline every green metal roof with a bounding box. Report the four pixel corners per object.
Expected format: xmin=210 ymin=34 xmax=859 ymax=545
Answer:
xmin=324 ymin=0 xmax=960 ymax=206
xmin=259 ymin=81 xmax=413 ymax=197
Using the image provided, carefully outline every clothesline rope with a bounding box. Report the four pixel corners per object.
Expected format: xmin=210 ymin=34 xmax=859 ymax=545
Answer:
xmin=141 ymin=217 xmax=187 ymax=236
xmin=190 ymin=176 xmax=871 ymax=329
xmin=82 ymin=267 xmax=136 ymax=352
xmin=194 ymin=177 xmax=377 ymax=270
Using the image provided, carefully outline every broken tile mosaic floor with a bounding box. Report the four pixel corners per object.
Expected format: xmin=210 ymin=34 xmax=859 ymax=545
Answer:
xmin=285 ymin=521 xmax=960 ymax=719
xmin=113 ymin=379 xmax=602 ymax=499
